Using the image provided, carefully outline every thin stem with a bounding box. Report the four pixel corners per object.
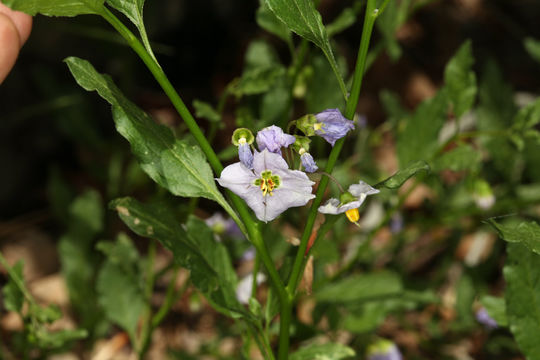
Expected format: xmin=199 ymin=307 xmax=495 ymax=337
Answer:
xmin=0 ymin=252 xmax=36 ymax=307
xmin=138 ymin=239 xmax=156 ymax=358
xmin=99 ymin=4 xmax=288 ymax=308
xmin=251 ymin=252 xmax=261 ymax=299
xmin=100 ymin=10 xmax=291 ymax=360
xmin=286 ymin=0 xmax=382 ymax=301
xmin=277 ymin=301 xmax=292 ymax=360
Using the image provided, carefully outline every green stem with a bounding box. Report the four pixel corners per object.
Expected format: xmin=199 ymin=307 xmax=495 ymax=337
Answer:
xmin=138 ymin=239 xmax=156 ymax=359
xmin=283 ymin=0 xmax=382 ymax=332
xmin=275 ymin=3 xmax=382 ymax=357
xmin=0 ymin=252 xmax=36 ymax=307
xmin=100 ymin=8 xmax=290 ymax=358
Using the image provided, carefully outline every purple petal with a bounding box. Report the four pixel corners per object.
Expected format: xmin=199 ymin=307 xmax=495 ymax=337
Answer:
xmin=300 ymin=152 xmax=318 ymax=172
xmin=314 ymin=109 xmax=355 ymax=146
xmin=238 ymin=143 xmax=254 ymax=169
xmin=256 ymin=125 xmax=296 ymax=154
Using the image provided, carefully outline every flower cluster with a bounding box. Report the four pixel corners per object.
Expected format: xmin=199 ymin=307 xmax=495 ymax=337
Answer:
xmin=217 ymin=109 xmax=377 ymax=223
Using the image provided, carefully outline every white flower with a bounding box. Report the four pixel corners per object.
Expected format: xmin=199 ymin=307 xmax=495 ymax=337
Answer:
xmin=236 ymin=273 xmax=266 ymax=304
xmin=217 ymin=150 xmax=315 ymax=222
xmin=318 ymin=181 xmax=379 ymax=222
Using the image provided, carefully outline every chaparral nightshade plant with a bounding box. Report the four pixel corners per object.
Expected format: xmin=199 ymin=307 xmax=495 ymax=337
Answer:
xmin=217 ymin=149 xmax=315 ymax=222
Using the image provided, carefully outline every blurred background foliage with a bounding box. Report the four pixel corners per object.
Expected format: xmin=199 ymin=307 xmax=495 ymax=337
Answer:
xmin=2 ymin=0 xmax=540 ymax=359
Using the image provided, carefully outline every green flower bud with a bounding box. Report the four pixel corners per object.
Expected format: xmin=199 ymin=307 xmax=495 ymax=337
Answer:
xmin=296 ymin=114 xmax=318 ymax=137
xmin=292 ymin=135 xmax=311 ymax=153
xmin=339 ymin=191 xmax=357 ymax=205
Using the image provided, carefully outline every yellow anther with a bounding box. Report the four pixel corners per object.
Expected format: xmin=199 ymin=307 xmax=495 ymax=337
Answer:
xmin=345 ymin=208 xmax=359 ymax=223
xmin=313 ymin=123 xmax=324 ymax=131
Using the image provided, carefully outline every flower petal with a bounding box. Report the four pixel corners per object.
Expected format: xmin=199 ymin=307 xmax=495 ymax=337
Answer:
xmin=318 ymin=198 xmax=341 ymax=214
xmin=348 ymin=181 xmax=380 ymax=197
xmin=253 ymin=149 xmax=289 ymax=173
xmin=256 ymin=125 xmax=296 ymax=153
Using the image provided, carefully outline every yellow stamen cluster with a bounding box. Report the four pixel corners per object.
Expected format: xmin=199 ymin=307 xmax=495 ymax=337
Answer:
xmin=254 ymin=170 xmax=281 ymax=197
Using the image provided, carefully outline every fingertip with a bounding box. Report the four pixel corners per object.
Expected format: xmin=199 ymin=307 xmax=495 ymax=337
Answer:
xmin=0 ymin=3 xmax=32 ymax=46
xmin=0 ymin=12 xmax=20 ymax=83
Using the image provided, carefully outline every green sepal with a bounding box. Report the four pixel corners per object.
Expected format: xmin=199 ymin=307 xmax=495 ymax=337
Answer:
xmin=232 ymin=128 xmax=255 ymax=146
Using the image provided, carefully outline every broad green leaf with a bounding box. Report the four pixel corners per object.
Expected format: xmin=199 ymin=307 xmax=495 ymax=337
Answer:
xmin=290 ymin=343 xmax=355 ymax=360
xmin=33 ymin=329 xmax=88 ymax=349
xmin=487 ymin=219 xmax=540 ymax=255
xmin=58 ymin=190 xmax=105 ymax=333
xmin=504 ymin=243 xmax=540 ymax=359
xmin=65 ymin=57 xmax=232 ymax=210
xmin=305 ymin=54 xmax=346 ymax=113
xmin=397 ymin=90 xmax=447 ymax=166
xmin=193 ymin=99 xmax=221 ymax=123
xmin=444 ymin=40 xmax=477 ymax=118
xmin=376 ymin=0 xmax=403 ymax=61
xmin=316 ymin=271 xmax=402 ymax=303
xmin=256 ymin=0 xmax=291 ymax=43
xmin=234 ymin=66 xmax=286 ymax=96
xmin=97 ymin=234 xmax=145 ymax=342
xmin=264 ymin=0 xmax=347 ymax=98
xmin=2 ymin=261 xmax=25 ymax=313
xmin=261 ymin=75 xmax=291 ymax=126
xmin=511 ymin=98 xmax=540 ymax=149
xmin=524 ymin=37 xmax=540 ymax=64
xmin=379 ymin=90 xmax=409 ymax=126
xmin=110 ymin=197 xmax=247 ymax=318
xmin=1 ymin=0 xmax=104 ymax=16
xmin=433 ymin=144 xmax=481 ymax=172
xmin=234 ymin=40 xmax=285 ymax=97
xmin=326 ymin=8 xmax=356 ymax=37
xmin=105 ymin=0 xmax=156 ymax=62
xmin=480 ymin=295 xmax=508 ymax=327
xmin=377 ymin=161 xmax=430 ymax=189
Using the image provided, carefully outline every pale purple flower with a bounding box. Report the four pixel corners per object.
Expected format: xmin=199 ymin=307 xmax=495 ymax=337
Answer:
xmin=236 ymin=273 xmax=266 ymax=304
xmin=238 ymin=142 xmax=253 ymax=169
xmin=205 ymin=213 xmax=243 ymax=239
xmin=241 ymin=247 xmax=256 ymax=261
xmin=300 ymin=151 xmax=318 ymax=173
xmin=256 ymin=125 xmax=296 ymax=154
xmin=367 ymin=340 xmax=402 ymax=360
xmin=314 ymin=108 xmax=355 ymax=146
xmin=318 ymin=181 xmax=379 ymax=215
xmin=476 ymin=308 xmax=498 ymax=329
xmin=217 ymin=150 xmax=315 ymax=222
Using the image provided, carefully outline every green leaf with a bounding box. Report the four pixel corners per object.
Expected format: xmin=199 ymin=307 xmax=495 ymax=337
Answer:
xmin=96 ymin=234 xmax=146 ymax=342
xmin=397 ymin=90 xmax=447 ymax=166
xmin=193 ymin=100 xmax=221 ymax=123
xmin=444 ymin=40 xmax=477 ymax=118
xmin=290 ymin=343 xmax=355 ymax=360
xmin=487 ymin=219 xmax=540 ymax=255
xmin=326 ymin=7 xmax=356 ymax=37
xmin=433 ymin=144 xmax=481 ymax=172
xmin=512 ymin=98 xmax=540 ymax=133
xmin=105 ymin=0 xmax=157 ymax=62
xmin=65 ymin=57 xmax=229 ymax=206
xmin=2 ymin=261 xmax=25 ymax=313
xmin=110 ymin=197 xmax=246 ymax=318
xmin=524 ymin=37 xmax=540 ymax=64
xmin=58 ymin=190 xmax=105 ymax=333
xmin=480 ymin=295 xmax=508 ymax=327
xmin=256 ymin=0 xmax=291 ymax=43
xmin=1 ymin=0 xmax=104 ymax=16
xmin=33 ymin=329 xmax=88 ymax=349
xmin=376 ymin=0 xmax=403 ymax=61
xmin=305 ymin=54 xmax=346 ymax=113
xmin=234 ymin=66 xmax=286 ymax=96
xmin=264 ymin=0 xmax=347 ymax=98
xmin=377 ymin=161 xmax=430 ymax=189
xmin=504 ymin=243 xmax=540 ymax=359
xmin=316 ymin=271 xmax=402 ymax=303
